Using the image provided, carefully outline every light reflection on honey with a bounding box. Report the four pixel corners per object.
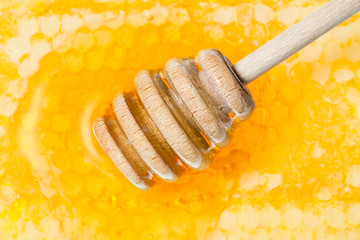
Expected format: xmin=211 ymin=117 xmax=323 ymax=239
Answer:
xmin=1 ymin=0 xmax=360 ymax=239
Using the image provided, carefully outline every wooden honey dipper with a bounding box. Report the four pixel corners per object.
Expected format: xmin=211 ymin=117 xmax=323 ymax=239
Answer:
xmin=94 ymin=0 xmax=360 ymax=190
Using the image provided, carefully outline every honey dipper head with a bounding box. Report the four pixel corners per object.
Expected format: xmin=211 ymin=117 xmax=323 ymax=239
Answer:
xmin=93 ymin=49 xmax=255 ymax=189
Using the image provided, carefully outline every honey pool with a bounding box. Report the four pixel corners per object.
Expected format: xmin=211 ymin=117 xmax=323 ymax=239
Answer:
xmin=0 ymin=0 xmax=360 ymax=239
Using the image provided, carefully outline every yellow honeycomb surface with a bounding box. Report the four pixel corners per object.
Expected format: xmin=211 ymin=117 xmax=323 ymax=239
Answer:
xmin=1 ymin=0 xmax=360 ymax=239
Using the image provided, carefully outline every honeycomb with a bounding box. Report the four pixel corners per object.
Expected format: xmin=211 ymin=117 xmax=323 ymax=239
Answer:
xmin=0 ymin=0 xmax=360 ymax=239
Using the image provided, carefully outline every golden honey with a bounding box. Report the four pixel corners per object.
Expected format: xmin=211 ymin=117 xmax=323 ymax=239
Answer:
xmin=94 ymin=49 xmax=254 ymax=189
xmin=1 ymin=0 xmax=360 ymax=239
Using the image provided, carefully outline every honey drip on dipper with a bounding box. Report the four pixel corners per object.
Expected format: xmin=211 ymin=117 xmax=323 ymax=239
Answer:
xmin=94 ymin=49 xmax=254 ymax=189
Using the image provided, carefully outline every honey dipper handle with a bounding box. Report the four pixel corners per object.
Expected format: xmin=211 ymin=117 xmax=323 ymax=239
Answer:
xmin=233 ymin=0 xmax=360 ymax=84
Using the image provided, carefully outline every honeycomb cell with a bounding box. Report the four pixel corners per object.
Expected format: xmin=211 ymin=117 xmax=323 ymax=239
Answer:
xmin=303 ymin=211 xmax=322 ymax=229
xmin=239 ymin=171 xmax=259 ymax=190
xmin=346 ymin=165 xmax=360 ymax=187
xmin=83 ymin=13 xmax=105 ymax=31
xmin=6 ymin=36 xmax=32 ymax=63
xmin=94 ymin=28 xmax=113 ymax=48
xmin=84 ymin=49 xmax=105 ymax=71
xmin=282 ymin=207 xmax=303 ymax=230
xmin=334 ymin=69 xmax=355 ymax=83
xmin=61 ymin=14 xmax=84 ymax=33
xmin=317 ymin=186 xmax=333 ymax=201
xmin=17 ymin=18 xmax=39 ymax=37
xmin=39 ymin=15 xmax=61 ymax=38
xmin=39 ymin=215 xmax=61 ymax=239
xmin=346 ymin=203 xmax=360 ymax=225
xmin=208 ymin=26 xmax=225 ymax=42
xmin=276 ymin=7 xmax=300 ymax=26
xmin=52 ymin=33 xmax=72 ymax=52
xmin=345 ymin=42 xmax=360 ymax=63
xmin=73 ymin=30 xmax=95 ymax=53
xmin=138 ymin=29 xmax=159 ymax=47
xmin=126 ymin=12 xmax=148 ymax=28
xmin=349 ymin=229 xmax=360 ymax=240
xmin=259 ymin=206 xmax=281 ymax=228
xmin=254 ymin=4 xmax=274 ymax=25
xmin=332 ymin=25 xmax=353 ymax=44
xmin=114 ymin=25 xmax=136 ymax=48
xmin=212 ymin=7 xmax=236 ymax=26
xmin=7 ymin=79 xmax=28 ymax=99
xmin=323 ymin=207 xmax=346 ymax=229
xmin=240 ymin=205 xmax=259 ymax=231
xmin=29 ymin=40 xmax=52 ymax=61
xmin=312 ymin=63 xmax=331 ymax=85
xmin=259 ymin=173 xmax=282 ymax=191
xmin=103 ymin=11 xmax=125 ymax=29
xmin=17 ymin=58 xmax=39 ymax=78
xmin=323 ymin=42 xmax=344 ymax=63
xmin=168 ymin=8 xmax=190 ymax=27
xmin=217 ymin=209 xmax=239 ymax=232
xmin=64 ymin=50 xmax=84 ymax=73
xmin=300 ymin=44 xmax=322 ymax=63
xmin=104 ymin=45 xmax=126 ymax=69
xmin=149 ymin=6 xmax=169 ymax=26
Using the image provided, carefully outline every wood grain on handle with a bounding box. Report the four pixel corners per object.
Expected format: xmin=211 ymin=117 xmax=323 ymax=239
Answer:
xmin=233 ymin=0 xmax=360 ymax=84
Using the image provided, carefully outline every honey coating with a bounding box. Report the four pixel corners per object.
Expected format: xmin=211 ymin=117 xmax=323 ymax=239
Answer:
xmin=95 ymin=49 xmax=252 ymax=186
xmin=135 ymin=70 xmax=204 ymax=168
xmin=1 ymin=0 xmax=360 ymax=239
xmin=93 ymin=117 xmax=149 ymax=190
xmin=197 ymin=49 xmax=255 ymax=119
xmin=113 ymin=93 xmax=175 ymax=181
xmin=164 ymin=58 xmax=226 ymax=145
